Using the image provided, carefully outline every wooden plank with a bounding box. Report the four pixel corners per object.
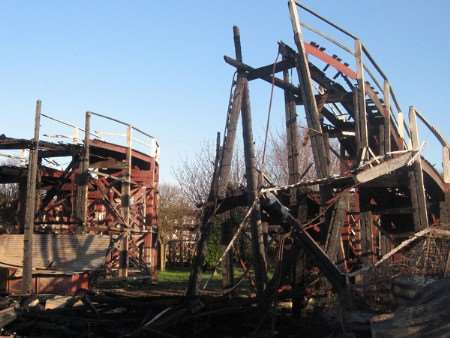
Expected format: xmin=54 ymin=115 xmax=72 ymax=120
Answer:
xmin=304 ymin=42 xmax=357 ymax=79
xmin=224 ymin=56 xmax=299 ymax=96
xmin=355 ymin=151 xmax=415 ymax=183
xmin=360 ymin=211 xmax=374 ymax=266
xmin=91 ymin=159 xmax=127 ymax=169
xmin=325 ymin=193 xmax=348 ymax=263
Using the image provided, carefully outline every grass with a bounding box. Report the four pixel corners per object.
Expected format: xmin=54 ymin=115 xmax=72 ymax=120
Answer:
xmin=157 ymin=267 xmax=221 ymax=289
xmin=156 ymin=266 xmax=252 ymax=294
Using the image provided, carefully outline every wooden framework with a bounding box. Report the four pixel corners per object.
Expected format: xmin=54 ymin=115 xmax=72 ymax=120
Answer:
xmin=0 ymin=111 xmax=160 ymax=291
xmin=187 ymin=0 xmax=450 ymax=308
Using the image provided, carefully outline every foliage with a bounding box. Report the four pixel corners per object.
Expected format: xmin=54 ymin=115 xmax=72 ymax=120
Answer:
xmin=204 ymin=220 xmax=223 ymax=270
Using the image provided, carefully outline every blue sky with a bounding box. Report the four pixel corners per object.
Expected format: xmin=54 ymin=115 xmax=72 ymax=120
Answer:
xmin=1 ymin=1 xmax=448 ymax=182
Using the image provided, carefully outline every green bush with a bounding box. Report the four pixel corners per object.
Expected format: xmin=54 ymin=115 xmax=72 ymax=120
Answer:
xmin=204 ymin=222 xmax=223 ymax=270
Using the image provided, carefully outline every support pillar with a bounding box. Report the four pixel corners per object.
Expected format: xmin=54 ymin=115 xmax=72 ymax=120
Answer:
xmin=22 ymin=100 xmax=41 ymax=294
xmin=408 ymin=106 xmax=428 ymax=231
xmin=241 ymin=78 xmax=267 ymax=304
xmin=120 ymin=125 xmax=132 ymax=278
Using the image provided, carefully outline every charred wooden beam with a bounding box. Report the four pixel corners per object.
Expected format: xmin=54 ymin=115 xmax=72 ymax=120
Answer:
xmin=283 ymin=55 xmax=301 ymax=187
xmin=241 ymin=78 xmax=267 ymax=303
xmin=187 ymin=26 xmax=246 ymax=298
xmin=217 ymin=27 xmax=246 ymax=198
xmin=288 ymin=0 xmax=330 ymax=204
xmin=262 ymin=192 xmax=347 ymax=294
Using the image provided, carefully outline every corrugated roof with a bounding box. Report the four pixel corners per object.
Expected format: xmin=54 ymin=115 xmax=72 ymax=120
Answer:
xmin=0 ymin=234 xmax=110 ymax=274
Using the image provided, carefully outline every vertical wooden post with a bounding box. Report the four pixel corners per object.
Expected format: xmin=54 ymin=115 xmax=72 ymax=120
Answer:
xmin=360 ymin=212 xmax=374 ymax=266
xmin=383 ymin=80 xmax=391 ymax=154
xmin=354 ymin=39 xmax=369 ymax=161
xmin=80 ymin=111 xmax=91 ymax=231
xmin=22 ymin=100 xmax=41 ymax=294
xmin=18 ymin=178 xmax=27 ymax=233
xmin=397 ymin=111 xmax=405 ymax=148
xmin=217 ymin=26 xmax=245 ymax=198
xmin=287 ymin=0 xmax=330 ymax=203
xmin=241 ymin=78 xmax=267 ymax=304
xmin=283 ymin=56 xmax=300 ymax=186
xmin=443 ymin=146 xmax=450 ymax=184
xmin=187 ymin=25 xmax=246 ymax=297
xmin=408 ymin=106 xmax=428 ymax=231
xmin=325 ymin=193 xmax=348 ymax=263
xmin=120 ymin=125 xmax=132 ymax=277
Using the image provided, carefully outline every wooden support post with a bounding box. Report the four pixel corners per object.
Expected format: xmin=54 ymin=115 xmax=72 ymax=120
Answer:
xmin=354 ymin=39 xmax=369 ymax=161
xmin=383 ymin=80 xmax=391 ymax=154
xmin=217 ymin=26 xmax=245 ymax=198
xmin=120 ymin=125 xmax=132 ymax=278
xmin=288 ymin=0 xmax=330 ymax=204
xmin=18 ymin=178 xmax=27 ymax=233
xmin=378 ymin=122 xmax=386 ymax=156
xmin=397 ymin=111 xmax=405 ymax=148
xmin=353 ymin=87 xmax=362 ymax=154
xmin=360 ymin=212 xmax=374 ymax=266
xmin=241 ymin=77 xmax=267 ymax=304
xmin=443 ymin=146 xmax=450 ymax=184
xmin=221 ymin=217 xmax=234 ymax=291
xmin=80 ymin=111 xmax=91 ymax=231
xmin=283 ymin=55 xmax=300 ymax=186
xmin=186 ymin=26 xmax=245 ymax=298
xmin=325 ymin=193 xmax=348 ymax=264
xmin=22 ymin=100 xmax=41 ymax=294
xmin=283 ymin=55 xmax=301 ymax=209
xmin=408 ymin=106 xmax=428 ymax=231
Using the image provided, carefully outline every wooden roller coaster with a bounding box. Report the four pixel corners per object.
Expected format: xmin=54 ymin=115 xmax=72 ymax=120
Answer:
xmin=186 ymin=0 xmax=450 ymax=309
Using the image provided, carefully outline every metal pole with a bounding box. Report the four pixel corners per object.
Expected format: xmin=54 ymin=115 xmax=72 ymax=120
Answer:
xmin=22 ymin=100 xmax=41 ymax=294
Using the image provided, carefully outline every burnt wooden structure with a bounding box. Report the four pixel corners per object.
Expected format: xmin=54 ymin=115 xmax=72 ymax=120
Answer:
xmin=187 ymin=0 xmax=450 ymax=308
xmin=0 ymin=110 xmax=160 ymax=291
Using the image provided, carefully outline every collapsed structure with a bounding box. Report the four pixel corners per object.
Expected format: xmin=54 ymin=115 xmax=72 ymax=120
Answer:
xmin=0 ymin=111 xmax=159 ymax=293
xmin=185 ymin=0 xmax=450 ymax=313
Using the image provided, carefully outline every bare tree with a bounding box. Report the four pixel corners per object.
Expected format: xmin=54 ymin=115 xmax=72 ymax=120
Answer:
xmin=263 ymin=126 xmax=340 ymax=185
xmin=172 ymin=142 xmax=216 ymax=207
xmin=158 ymin=183 xmax=193 ymax=270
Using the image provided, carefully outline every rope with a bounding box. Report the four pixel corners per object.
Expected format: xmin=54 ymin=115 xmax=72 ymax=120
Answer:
xmin=261 ymin=51 xmax=281 ymax=169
